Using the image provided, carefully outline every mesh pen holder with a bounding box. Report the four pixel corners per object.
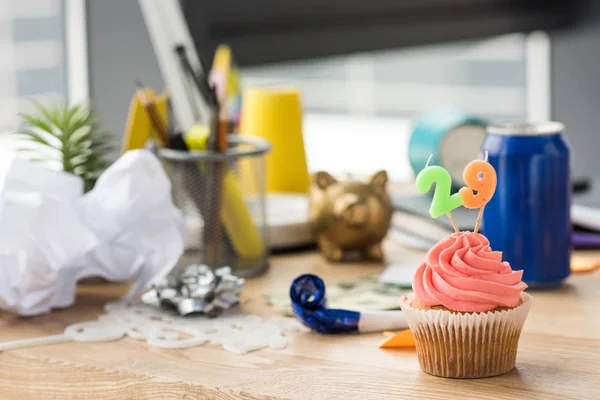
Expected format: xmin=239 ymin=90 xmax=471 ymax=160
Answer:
xmin=157 ymin=135 xmax=271 ymax=277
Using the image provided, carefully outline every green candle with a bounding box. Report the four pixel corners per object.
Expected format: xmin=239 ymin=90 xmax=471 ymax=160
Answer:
xmin=416 ymin=165 xmax=464 ymax=219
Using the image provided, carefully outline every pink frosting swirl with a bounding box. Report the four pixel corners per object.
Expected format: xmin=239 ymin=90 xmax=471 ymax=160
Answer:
xmin=413 ymin=232 xmax=527 ymax=312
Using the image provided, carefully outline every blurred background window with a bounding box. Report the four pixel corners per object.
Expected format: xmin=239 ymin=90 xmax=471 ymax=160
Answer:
xmin=0 ymin=0 xmax=68 ymax=133
xmin=241 ymin=33 xmax=536 ymax=180
xmin=242 ymin=34 xmax=527 ymax=121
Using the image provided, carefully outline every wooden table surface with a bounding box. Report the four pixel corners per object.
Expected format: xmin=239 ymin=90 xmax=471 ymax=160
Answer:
xmin=1 ymin=241 xmax=600 ymax=400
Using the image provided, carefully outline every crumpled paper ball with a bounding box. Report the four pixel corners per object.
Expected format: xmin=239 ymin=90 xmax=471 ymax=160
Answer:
xmin=77 ymin=150 xmax=187 ymax=297
xmin=0 ymin=150 xmax=186 ymax=315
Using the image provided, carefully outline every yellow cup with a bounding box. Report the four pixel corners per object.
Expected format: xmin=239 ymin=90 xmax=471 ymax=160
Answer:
xmin=239 ymin=86 xmax=310 ymax=194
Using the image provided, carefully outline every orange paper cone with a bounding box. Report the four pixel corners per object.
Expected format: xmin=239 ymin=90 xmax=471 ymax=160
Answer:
xmin=379 ymin=329 xmax=415 ymax=348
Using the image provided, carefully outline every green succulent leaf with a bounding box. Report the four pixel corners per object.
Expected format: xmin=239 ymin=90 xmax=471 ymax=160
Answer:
xmin=14 ymin=101 xmax=115 ymax=192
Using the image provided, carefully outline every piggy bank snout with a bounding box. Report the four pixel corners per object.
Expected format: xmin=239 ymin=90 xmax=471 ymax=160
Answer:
xmin=334 ymin=194 xmax=370 ymax=227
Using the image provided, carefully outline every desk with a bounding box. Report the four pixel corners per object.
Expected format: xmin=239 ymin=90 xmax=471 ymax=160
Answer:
xmin=1 ymin=243 xmax=599 ymax=400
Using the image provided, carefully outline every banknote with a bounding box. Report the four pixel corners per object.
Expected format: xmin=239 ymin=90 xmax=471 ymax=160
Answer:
xmin=264 ymin=273 xmax=410 ymax=317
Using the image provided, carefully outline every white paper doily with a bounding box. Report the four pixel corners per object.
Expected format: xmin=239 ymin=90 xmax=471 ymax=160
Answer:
xmin=100 ymin=301 xmax=303 ymax=354
xmin=0 ymin=302 xmax=304 ymax=355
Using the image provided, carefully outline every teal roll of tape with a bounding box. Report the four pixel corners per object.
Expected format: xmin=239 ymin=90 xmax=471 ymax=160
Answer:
xmin=409 ymin=109 xmax=488 ymax=188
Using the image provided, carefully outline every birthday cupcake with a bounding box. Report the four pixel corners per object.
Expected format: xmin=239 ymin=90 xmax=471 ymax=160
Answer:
xmin=401 ymin=156 xmax=532 ymax=378
xmin=399 ymin=232 xmax=532 ymax=378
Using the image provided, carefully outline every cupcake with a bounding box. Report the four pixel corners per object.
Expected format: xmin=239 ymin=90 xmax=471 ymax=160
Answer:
xmin=399 ymin=231 xmax=532 ymax=378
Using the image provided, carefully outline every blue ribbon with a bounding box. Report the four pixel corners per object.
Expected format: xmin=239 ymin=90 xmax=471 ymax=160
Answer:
xmin=290 ymin=274 xmax=360 ymax=334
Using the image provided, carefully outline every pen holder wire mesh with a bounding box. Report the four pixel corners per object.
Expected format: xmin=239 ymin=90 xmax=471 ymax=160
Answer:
xmin=157 ymin=135 xmax=271 ymax=277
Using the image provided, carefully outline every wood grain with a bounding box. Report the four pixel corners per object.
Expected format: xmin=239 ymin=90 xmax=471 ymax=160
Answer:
xmin=1 ymin=241 xmax=599 ymax=400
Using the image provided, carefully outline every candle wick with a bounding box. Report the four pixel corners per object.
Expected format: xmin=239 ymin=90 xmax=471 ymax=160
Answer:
xmin=425 ymin=154 xmax=434 ymax=168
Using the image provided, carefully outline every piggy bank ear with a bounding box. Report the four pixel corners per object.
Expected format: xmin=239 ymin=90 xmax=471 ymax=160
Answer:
xmin=368 ymin=170 xmax=388 ymax=188
xmin=313 ymin=171 xmax=337 ymax=190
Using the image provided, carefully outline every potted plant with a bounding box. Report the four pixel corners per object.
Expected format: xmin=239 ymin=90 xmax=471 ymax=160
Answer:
xmin=12 ymin=101 xmax=114 ymax=192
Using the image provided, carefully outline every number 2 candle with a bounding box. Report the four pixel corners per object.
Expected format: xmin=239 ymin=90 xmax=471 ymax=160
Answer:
xmin=415 ymin=164 xmax=464 ymax=232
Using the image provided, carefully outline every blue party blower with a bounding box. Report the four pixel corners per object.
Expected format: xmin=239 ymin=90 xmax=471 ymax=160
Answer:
xmin=290 ymin=274 xmax=408 ymax=334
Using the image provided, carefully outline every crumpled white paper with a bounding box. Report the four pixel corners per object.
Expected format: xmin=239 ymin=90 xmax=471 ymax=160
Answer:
xmin=0 ymin=150 xmax=186 ymax=316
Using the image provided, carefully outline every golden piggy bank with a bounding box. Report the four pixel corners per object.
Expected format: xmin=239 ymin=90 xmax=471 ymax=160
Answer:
xmin=308 ymin=170 xmax=393 ymax=262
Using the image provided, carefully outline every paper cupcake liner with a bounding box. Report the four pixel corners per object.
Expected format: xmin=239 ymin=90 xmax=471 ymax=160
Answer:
xmin=399 ymin=293 xmax=532 ymax=379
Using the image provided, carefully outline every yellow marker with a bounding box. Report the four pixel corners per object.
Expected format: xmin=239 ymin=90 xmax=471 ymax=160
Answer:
xmin=211 ymin=44 xmax=243 ymax=131
xmin=212 ymin=45 xmax=241 ymax=99
xmin=184 ymin=125 xmax=210 ymax=149
xmin=122 ymin=88 xmax=168 ymax=152
xmin=185 ymin=125 xmax=264 ymax=260
xmin=379 ymin=329 xmax=415 ymax=348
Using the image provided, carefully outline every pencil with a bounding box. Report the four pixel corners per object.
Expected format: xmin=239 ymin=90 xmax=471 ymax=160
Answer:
xmin=135 ymin=79 xmax=170 ymax=147
xmin=205 ymin=102 xmax=230 ymax=268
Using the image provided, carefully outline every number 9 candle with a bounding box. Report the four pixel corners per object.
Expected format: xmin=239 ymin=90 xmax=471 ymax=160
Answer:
xmin=459 ymin=157 xmax=497 ymax=232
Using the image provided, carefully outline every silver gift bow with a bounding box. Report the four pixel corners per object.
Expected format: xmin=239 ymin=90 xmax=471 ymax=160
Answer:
xmin=143 ymin=265 xmax=245 ymax=317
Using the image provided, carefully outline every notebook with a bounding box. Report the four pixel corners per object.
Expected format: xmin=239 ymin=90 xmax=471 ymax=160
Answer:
xmin=572 ymin=180 xmax=600 ymax=231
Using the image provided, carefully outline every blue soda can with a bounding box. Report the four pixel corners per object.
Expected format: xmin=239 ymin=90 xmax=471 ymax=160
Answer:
xmin=481 ymin=122 xmax=571 ymax=288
